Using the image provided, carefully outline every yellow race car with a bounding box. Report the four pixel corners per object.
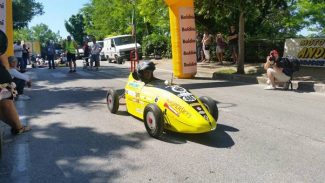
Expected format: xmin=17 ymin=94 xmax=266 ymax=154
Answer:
xmin=106 ymin=62 xmax=218 ymax=139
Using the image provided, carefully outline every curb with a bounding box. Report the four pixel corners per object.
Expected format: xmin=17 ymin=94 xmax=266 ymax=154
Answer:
xmin=209 ymin=72 xmax=325 ymax=93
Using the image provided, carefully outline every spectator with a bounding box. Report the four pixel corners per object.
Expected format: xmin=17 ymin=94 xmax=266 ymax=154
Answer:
xmin=215 ymin=32 xmax=227 ymax=64
xmin=202 ymin=31 xmax=212 ymax=63
xmin=22 ymin=44 xmax=30 ymax=70
xmin=63 ymin=36 xmax=78 ymax=73
xmin=0 ymin=30 xmax=31 ymax=135
xmin=196 ymin=32 xmax=203 ymax=62
xmin=14 ymin=40 xmax=25 ymax=72
xmin=83 ymin=41 xmax=90 ymax=68
xmin=228 ymin=26 xmax=238 ymax=64
xmin=8 ymin=56 xmax=32 ymax=100
xmin=263 ymin=50 xmax=291 ymax=90
xmin=46 ymin=40 xmax=56 ymax=69
xmin=90 ymin=38 xmax=102 ymax=71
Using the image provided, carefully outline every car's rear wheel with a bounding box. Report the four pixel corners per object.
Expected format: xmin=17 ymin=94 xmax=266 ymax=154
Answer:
xmin=199 ymin=96 xmax=219 ymax=121
xmin=144 ymin=104 xmax=164 ymax=138
xmin=106 ymin=89 xmax=119 ymax=113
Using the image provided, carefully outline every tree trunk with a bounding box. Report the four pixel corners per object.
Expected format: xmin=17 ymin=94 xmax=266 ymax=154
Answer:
xmin=237 ymin=11 xmax=245 ymax=74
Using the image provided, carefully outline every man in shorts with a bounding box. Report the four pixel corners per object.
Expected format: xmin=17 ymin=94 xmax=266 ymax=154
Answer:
xmin=64 ymin=36 xmax=78 ymax=73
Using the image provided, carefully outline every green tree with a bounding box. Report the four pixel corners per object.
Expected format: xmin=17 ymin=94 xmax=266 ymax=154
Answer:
xmin=31 ymin=24 xmax=60 ymax=45
xmin=13 ymin=27 xmax=33 ymax=41
xmin=295 ymin=0 xmax=325 ymax=35
xmin=14 ymin=24 xmax=62 ymax=49
xmin=195 ymin=0 xmax=302 ymax=73
xmin=65 ymin=13 xmax=87 ymax=45
xmin=13 ymin=0 xmax=44 ymax=29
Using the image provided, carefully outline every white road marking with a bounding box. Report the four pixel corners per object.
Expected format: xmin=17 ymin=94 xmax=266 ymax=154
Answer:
xmin=10 ymin=101 xmax=30 ymax=183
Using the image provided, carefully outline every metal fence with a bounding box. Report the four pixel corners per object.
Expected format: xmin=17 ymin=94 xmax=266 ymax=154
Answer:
xmin=207 ymin=38 xmax=285 ymax=63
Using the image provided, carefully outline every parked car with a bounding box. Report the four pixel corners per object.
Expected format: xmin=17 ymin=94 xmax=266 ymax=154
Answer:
xmin=102 ymin=35 xmax=142 ymax=64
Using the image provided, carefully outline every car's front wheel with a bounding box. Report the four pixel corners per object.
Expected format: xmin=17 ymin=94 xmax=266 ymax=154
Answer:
xmin=199 ymin=96 xmax=219 ymax=121
xmin=144 ymin=104 xmax=164 ymax=138
xmin=106 ymin=89 xmax=119 ymax=113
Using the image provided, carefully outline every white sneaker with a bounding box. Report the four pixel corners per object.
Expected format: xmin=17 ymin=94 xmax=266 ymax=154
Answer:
xmin=17 ymin=94 xmax=31 ymax=101
xmin=264 ymin=85 xmax=276 ymax=90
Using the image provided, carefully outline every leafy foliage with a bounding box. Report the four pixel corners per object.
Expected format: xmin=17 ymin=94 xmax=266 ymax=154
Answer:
xmin=12 ymin=0 xmax=44 ymax=29
xmin=65 ymin=13 xmax=87 ymax=45
xmin=142 ymin=33 xmax=170 ymax=57
xmin=14 ymin=24 xmax=62 ymax=48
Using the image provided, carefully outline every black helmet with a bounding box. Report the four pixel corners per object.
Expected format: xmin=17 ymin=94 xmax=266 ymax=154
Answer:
xmin=137 ymin=61 xmax=155 ymax=79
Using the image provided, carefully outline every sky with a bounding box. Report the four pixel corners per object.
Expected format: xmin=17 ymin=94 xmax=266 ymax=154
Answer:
xmin=29 ymin=0 xmax=90 ymax=38
xmin=29 ymin=0 xmax=315 ymax=38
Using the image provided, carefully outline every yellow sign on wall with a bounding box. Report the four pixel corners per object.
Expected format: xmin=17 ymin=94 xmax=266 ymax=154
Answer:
xmin=284 ymin=38 xmax=325 ymax=67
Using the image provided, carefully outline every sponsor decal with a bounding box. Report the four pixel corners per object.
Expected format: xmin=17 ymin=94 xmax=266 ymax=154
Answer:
xmin=165 ymin=100 xmax=191 ymax=118
xmin=193 ymin=104 xmax=209 ymax=121
xmin=164 ymin=102 xmax=180 ymax=117
xmin=126 ymin=90 xmax=137 ymax=97
xmin=128 ymin=82 xmax=141 ymax=88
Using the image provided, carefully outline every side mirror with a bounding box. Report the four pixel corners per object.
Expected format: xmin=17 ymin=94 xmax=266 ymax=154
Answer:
xmin=111 ymin=43 xmax=115 ymax=48
xmin=0 ymin=30 xmax=8 ymax=56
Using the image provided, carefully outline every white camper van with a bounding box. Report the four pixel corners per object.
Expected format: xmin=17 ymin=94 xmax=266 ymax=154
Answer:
xmin=102 ymin=35 xmax=142 ymax=64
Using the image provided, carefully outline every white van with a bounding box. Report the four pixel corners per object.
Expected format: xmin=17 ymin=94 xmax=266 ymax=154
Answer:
xmin=102 ymin=35 xmax=142 ymax=64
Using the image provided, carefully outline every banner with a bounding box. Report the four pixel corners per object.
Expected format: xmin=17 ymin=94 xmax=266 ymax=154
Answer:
xmin=0 ymin=0 xmax=5 ymax=32
xmin=284 ymin=38 xmax=325 ymax=67
xmin=165 ymin=0 xmax=197 ymax=79
xmin=179 ymin=7 xmax=196 ymax=74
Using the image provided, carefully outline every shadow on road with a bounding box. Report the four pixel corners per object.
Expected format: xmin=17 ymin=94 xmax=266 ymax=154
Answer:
xmin=180 ymin=81 xmax=254 ymax=90
xmin=0 ymin=123 xmax=149 ymax=182
xmin=161 ymin=124 xmax=239 ymax=148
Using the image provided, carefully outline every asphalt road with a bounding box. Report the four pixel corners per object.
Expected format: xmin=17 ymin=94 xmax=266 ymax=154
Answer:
xmin=1 ymin=60 xmax=324 ymax=183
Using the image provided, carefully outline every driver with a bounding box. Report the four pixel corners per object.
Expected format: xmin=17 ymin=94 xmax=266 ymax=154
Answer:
xmin=136 ymin=61 xmax=157 ymax=84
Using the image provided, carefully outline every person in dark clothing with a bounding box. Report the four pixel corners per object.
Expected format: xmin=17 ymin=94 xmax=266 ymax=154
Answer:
xmin=83 ymin=41 xmax=90 ymax=67
xmin=228 ymin=26 xmax=238 ymax=64
xmin=22 ymin=44 xmax=29 ymax=70
xmin=47 ymin=41 xmax=56 ymax=69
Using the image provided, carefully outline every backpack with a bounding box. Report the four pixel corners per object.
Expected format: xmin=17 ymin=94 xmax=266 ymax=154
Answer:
xmin=280 ymin=57 xmax=300 ymax=76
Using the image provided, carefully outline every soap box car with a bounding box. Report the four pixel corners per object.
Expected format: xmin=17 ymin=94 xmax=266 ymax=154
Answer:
xmin=106 ymin=73 xmax=218 ymax=139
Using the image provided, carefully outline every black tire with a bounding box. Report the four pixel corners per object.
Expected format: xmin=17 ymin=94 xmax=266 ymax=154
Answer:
xmin=144 ymin=104 xmax=164 ymax=138
xmin=107 ymin=56 xmax=112 ymax=63
xmin=199 ymin=96 xmax=219 ymax=121
xmin=115 ymin=55 xmax=122 ymax=64
xmin=106 ymin=89 xmax=119 ymax=114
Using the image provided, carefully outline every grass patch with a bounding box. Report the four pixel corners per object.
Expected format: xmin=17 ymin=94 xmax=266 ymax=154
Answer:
xmin=216 ymin=68 xmax=237 ymax=74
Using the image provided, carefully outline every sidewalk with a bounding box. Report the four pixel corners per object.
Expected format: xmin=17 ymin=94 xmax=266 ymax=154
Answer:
xmin=151 ymin=59 xmax=325 ymax=93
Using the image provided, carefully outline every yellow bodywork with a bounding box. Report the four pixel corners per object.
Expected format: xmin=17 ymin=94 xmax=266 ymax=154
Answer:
xmin=125 ymin=73 xmax=217 ymax=134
